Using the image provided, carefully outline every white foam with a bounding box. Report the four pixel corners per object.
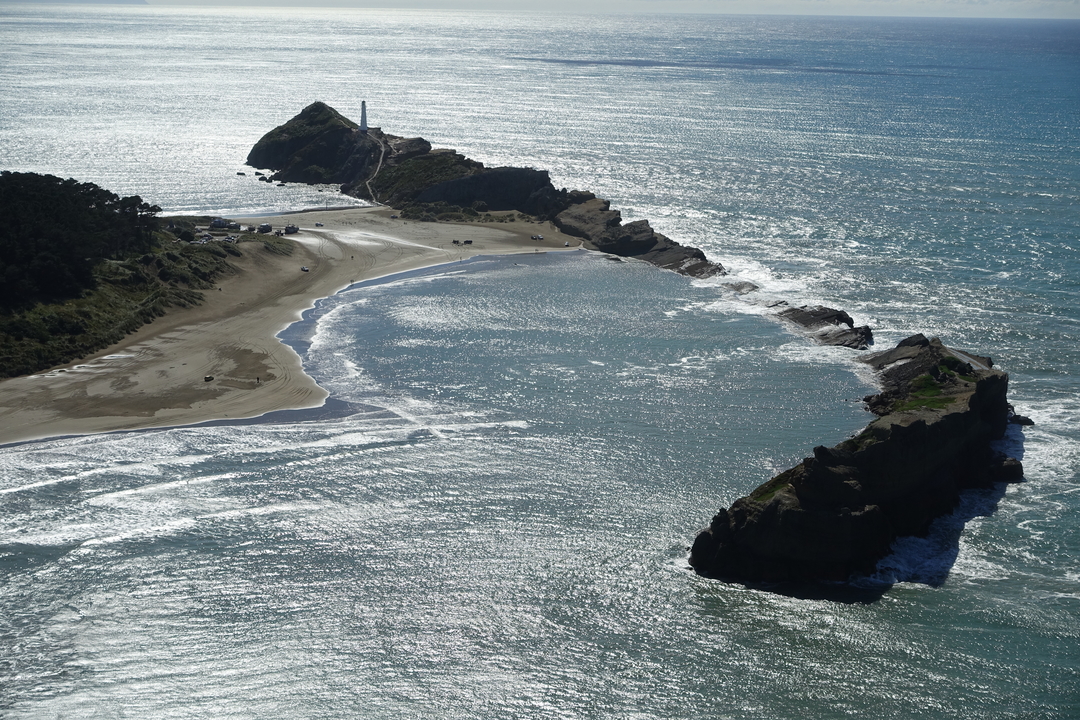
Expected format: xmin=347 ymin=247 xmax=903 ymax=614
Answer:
xmin=87 ymin=473 xmax=233 ymax=502
xmin=0 ymin=476 xmax=79 ymax=495
xmin=863 ymin=484 xmax=1010 ymax=587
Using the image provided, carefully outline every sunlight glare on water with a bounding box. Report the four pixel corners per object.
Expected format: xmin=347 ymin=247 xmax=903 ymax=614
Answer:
xmin=1 ymin=7 xmax=1079 ymax=718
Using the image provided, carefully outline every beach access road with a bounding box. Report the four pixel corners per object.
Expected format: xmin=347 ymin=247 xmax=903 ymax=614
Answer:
xmin=0 ymin=207 xmax=575 ymax=445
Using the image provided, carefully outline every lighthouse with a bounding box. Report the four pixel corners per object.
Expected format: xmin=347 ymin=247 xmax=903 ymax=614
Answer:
xmin=360 ymin=100 xmax=368 ymax=133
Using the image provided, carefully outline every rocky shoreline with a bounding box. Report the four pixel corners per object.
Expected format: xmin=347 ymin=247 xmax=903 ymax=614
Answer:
xmin=248 ymin=104 xmax=1027 ymax=589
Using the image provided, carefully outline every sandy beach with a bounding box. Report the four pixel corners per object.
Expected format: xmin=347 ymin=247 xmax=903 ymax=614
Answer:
xmin=0 ymin=207 xmax=577 ymax=445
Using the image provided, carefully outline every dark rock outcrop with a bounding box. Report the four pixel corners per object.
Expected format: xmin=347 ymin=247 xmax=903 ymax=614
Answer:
xmin=776 ymin=304 xmax=874 ymax=350
xmin=553 ymin=198 xmax=723 ymax=278
xmin=689 ymin=335 xmax=1024 ymax=584
xmin=247 ymin=102 xmax=724 ymax=279
xmin=247 ymin=102 xmax=368 ymax=184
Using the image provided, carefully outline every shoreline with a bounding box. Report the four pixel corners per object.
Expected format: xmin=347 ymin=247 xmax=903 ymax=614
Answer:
xmin=0 ymin=207 xmax=579 ymax=446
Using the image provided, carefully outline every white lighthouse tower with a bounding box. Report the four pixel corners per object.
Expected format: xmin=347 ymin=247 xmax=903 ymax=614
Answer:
xmin=360 ymin=100 xmax=368 ymax=133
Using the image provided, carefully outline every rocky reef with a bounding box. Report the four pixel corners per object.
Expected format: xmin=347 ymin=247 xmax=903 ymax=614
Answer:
xmin=689 ymin=334 xmax=1025 ymax=584
xmin=774 ymin=304 xmax=873 ymax=350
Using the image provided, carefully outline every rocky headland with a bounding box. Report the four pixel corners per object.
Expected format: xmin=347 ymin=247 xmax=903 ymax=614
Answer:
xmin=248 ymin=104 xmax=1027 ymax=589
xmin=248 ymin=102 xmax=880 ymax=348
xmin=248 ymin=102 xmax=730 ymax=280
xmin=689 ymin=334 xmax=1026 ymax=584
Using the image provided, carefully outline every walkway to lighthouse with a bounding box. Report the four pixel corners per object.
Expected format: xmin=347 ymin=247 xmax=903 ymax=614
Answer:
xmin=364 ymin=133 xmax=388 ymax=205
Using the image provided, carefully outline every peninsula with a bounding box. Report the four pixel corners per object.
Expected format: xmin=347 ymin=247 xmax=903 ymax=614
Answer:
xmin=248 ymin=101 xmax=873 ymax=350
xmin=248 ymin=101 xmax=725 ymax=280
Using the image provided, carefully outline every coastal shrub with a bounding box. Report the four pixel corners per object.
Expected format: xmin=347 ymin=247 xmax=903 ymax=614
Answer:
xmin=250 ymin=236 xmax=294 ymax=256
xmin=0 ymin=203 xmax=248 ymax=378
xmin=750 ymin=469 xmax=796 ymax=504
xmin=0 ymin=171 xmax=160 ymax=311
xmin=369 ymin=152 xmax=481 ymax=206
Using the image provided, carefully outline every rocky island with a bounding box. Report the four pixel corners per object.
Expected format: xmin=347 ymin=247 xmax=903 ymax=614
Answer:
xmin=689 ymin=334 xmax=1026 ymax=584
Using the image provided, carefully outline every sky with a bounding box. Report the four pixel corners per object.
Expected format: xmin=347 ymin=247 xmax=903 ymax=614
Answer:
xmin=145 ymin=0 xmax=1080 ymax=19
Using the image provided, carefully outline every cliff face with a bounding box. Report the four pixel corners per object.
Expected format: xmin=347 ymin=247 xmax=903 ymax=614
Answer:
xmin=247 ymin=102 xmax=371 ymax=184
xmin=247 ymin=103 xmax=725 ymax=279
xmin=689 ymin=335 xmax=1024 ymax=583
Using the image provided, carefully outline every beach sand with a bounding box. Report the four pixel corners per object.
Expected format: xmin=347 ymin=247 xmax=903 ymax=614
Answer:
xmin=0 ymin=207 xmax=577 ymax=445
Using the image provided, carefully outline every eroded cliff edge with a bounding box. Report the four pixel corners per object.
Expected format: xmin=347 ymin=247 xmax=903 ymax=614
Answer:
xmin=689 ymin=334 xmax=1026 ymax=584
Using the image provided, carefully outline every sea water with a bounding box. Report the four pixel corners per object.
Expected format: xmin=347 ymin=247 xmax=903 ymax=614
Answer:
xmin=1 ymin=6 xmax=1078 ymax=718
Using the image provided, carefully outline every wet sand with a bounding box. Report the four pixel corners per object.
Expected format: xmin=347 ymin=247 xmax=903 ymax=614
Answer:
xmin=0 ymin=207 xmax=576 ymax=445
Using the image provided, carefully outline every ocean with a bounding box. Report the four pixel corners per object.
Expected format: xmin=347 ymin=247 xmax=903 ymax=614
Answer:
xmin=1 ymin=5 xmax=1078 ymax=717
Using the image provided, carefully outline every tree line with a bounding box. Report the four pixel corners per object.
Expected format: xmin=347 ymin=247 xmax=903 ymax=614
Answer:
xmin=0 ymin=171 xmax=161 ymax=311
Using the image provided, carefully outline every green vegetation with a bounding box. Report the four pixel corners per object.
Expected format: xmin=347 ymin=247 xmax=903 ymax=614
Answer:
xmin=400 ymin=201 xmax=482 ymax=222
xmin=891 ymin=373 xmax=959 ymax=412
xmin=369 ymin=153 xmax=481 ymax=207
xmin=938 ymin=355 xmax=976 ymax=381
xmin=260 ymin=101 xmax=357 ymax=143
xmin=0 ymin=173 xmax=284 ymax=378
xmin=0 ymin=171 xmax=160 ymax=311
xmin=750 ymin=469 xmax=796 ymax=504
xmin=245 ymin=101 xmax=358 ymax=176
xmin=399 ymin=201 xmax=534 ymax=225
xmin=843 ymin=425 xmax=885 ymax=453
xmin=910 ymin=374 xmax=942 ymax=396
xmin=258 ymin=234 xmax=295 ymax=256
